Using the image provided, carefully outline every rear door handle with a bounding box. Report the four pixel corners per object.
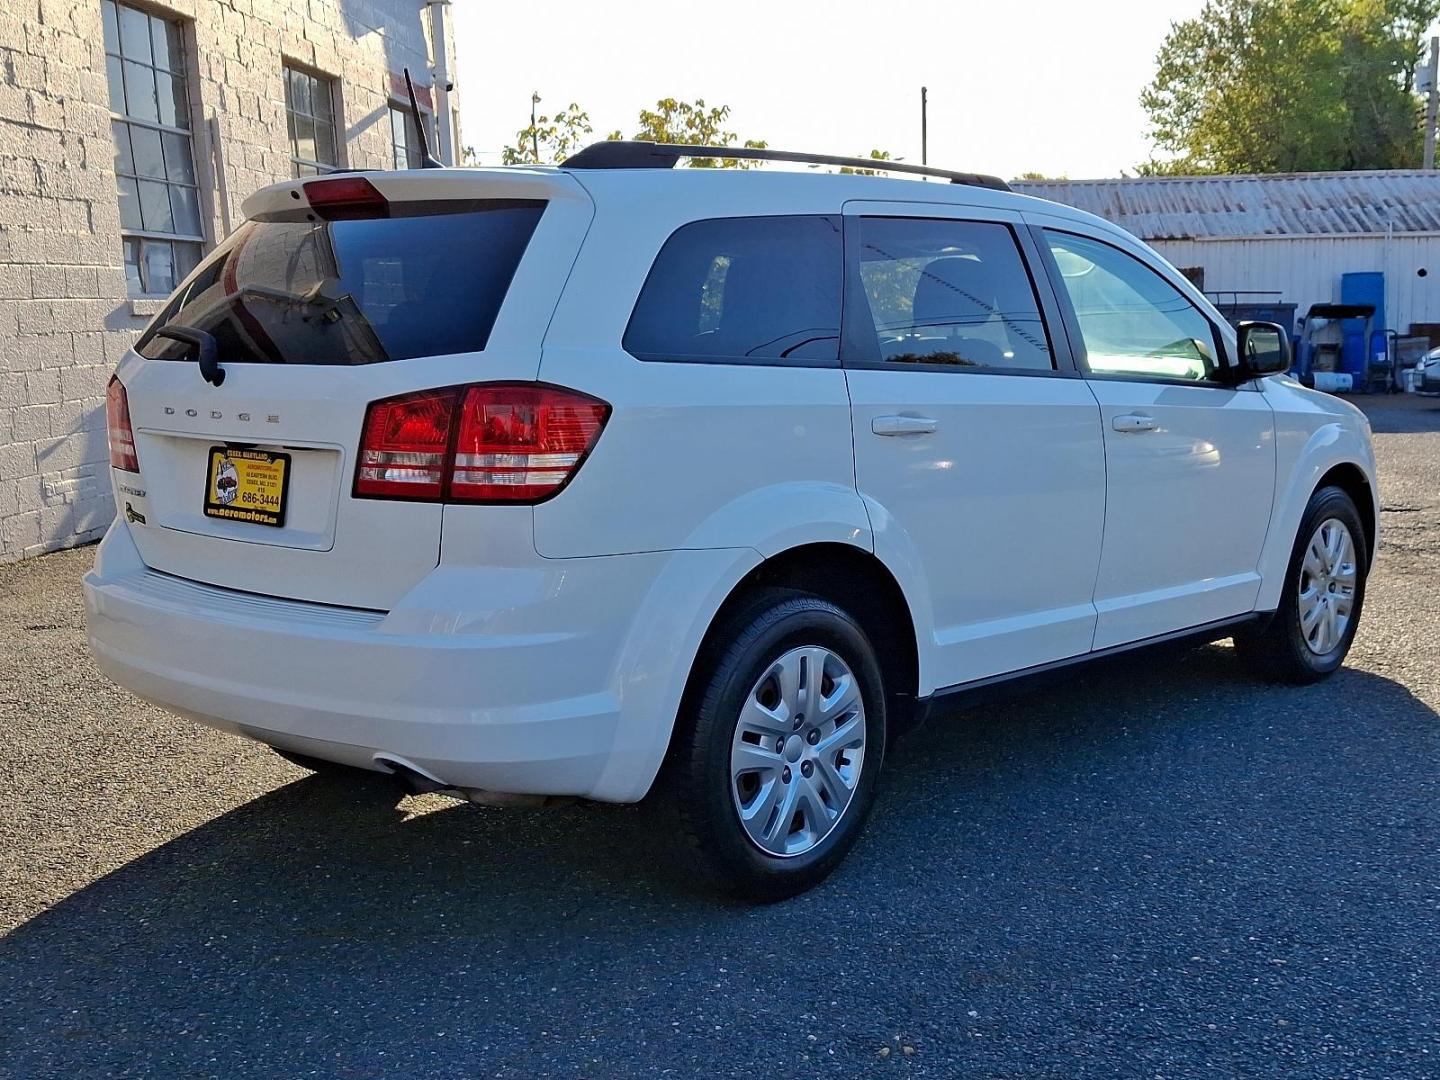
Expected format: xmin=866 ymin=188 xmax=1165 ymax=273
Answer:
xmin=872 ymin=415 xmax=938 ymax=436
xmin=1112 ymin=413 xmax=1158 ymax=433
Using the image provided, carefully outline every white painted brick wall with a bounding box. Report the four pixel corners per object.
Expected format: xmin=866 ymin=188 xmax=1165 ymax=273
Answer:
xmin=0 ymin=0 xmax=460 ymax=561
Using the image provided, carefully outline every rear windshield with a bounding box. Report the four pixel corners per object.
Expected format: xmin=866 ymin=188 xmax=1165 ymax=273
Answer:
xmin=137 ymin=200 xmax=545 ymax=365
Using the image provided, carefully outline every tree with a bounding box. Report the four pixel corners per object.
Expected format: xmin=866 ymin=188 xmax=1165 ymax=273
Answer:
xmin=613 ymin=98 xmax=766 ymax=168
xmin=1140 ymin=0 xmax=1439 ymax=173
xmin=1014 ymin=170 xmax=1069 ymax=180
xmin=498 ymin=94 xmax=594 ymax=165
xmin=1132 ymin=157 xmax=1204 ymax=177
xmin=839 ymin=149 xmax=894 ymax=175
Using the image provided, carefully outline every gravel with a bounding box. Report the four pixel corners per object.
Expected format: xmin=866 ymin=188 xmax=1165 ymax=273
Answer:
xmin=2 ymin=395 xmax=1438 ymax=1079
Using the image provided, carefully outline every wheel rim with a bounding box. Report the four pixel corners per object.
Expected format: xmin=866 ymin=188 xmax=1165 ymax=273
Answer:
xmin=1298 ymin=517 xmax=1357 ymax=656
xmin=729 ymin=645 xmax=867 ymax=858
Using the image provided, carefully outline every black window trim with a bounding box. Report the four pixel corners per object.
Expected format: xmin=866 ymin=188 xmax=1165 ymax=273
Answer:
xmin=838 ymin=213 xmax=1079 ymax=378
xmin=1030 ymin=225 xmax=1247 ymax=391
xmin=622 ymin=213 xmax=846 ymax=369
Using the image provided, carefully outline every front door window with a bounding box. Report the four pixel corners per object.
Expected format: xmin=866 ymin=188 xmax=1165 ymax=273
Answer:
xmin=1045 ymin=231 xmax=1221 ymax=382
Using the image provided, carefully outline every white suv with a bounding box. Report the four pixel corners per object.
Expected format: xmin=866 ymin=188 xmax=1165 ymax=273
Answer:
xmin=85 ymin=143 xmax=1378 ymax=899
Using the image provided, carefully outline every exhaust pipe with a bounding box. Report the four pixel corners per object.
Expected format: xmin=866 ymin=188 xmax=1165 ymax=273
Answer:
xmin=373 ymin=754 xmax=450 ymax=796
xmin=373 ymin=754 xmax=566 ymax=807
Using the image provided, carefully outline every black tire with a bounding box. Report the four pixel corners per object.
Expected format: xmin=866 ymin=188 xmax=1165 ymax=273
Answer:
xmin=1234 ymin=485 xmax=1368 ymax=684
xmin=659 ymin=588 xmax=887 ymax=902
xmin=269 ymin=747 xmax=367 ymax=776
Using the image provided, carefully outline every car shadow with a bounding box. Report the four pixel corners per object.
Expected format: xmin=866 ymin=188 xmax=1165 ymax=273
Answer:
xmin=3 ymin=643 xmax=1438 ymax=1075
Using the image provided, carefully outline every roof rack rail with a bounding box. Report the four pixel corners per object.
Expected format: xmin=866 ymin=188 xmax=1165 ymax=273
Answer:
xmin=561 ymin=140 xmax=1012 ymax=192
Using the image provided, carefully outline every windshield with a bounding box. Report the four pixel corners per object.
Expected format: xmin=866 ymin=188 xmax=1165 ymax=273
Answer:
xmin=137 ymin=200 xmax=546 ymax=365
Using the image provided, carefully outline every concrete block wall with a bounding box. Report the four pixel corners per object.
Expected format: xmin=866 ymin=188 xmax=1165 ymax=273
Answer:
xmin=0 ymin=0 xmax=458 ymax=560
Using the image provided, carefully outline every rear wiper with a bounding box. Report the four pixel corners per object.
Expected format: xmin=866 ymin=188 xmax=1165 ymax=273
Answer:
xmin=155 ymin=326 xmax=223 ymax=387
xmin=241 ymin=284 xmax=347 ymax=325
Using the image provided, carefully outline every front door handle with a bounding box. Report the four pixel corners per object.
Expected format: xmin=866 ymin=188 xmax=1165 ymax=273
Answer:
xmin=872 ymin=415 xmax=938 ymax=436
xmin=1112 ymin=413 xmax=1158 ymax=433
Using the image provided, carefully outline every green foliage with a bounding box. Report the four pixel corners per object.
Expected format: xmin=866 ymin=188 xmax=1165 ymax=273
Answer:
xmin=618 ymin=98 xmax=767 ymax=168
xmin=1133 ymin=158 xmax=1211 ymax=177
xmin=1014 ymin=170 xmax=1070 ymax=180
xmin=498 ymin=95 xmax=594 ymax=165
xmin=1141 ymin=0 xmax=1439 ymax=172
xmin=483 ymin=94 xmax=769 ymax=169
xmin=840 ymin=149 xmax=894 ymax=175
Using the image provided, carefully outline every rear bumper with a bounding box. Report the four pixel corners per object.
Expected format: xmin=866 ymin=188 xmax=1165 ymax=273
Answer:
xmin=83 ymin=520 xmax=758 ymax=802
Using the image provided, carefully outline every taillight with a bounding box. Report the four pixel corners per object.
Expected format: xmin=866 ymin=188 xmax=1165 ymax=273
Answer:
xmin=451 ymin=385 xmax=609 ymax=502
xmin=106 ymin=376 xmax=139 ymax=472
xmin=353 ymin=388 xmax=457 ymax=499
xmin=353 ymin=383 xmax=609 ymax=504
xmin=302 ymin=176 xmax=390 ymax=220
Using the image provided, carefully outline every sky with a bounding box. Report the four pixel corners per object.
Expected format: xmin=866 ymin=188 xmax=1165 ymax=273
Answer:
xmin=450 ymin=0 xmax=1215 ymax=180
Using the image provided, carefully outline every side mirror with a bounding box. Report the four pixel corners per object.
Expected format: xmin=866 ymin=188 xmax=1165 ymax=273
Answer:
xmin=1235 ymin=321 xmax=1291 ymax=380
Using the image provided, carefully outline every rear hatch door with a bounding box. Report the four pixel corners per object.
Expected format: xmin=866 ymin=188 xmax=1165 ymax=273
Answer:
xmin=114 ymin=169 xmax=592 ymax=610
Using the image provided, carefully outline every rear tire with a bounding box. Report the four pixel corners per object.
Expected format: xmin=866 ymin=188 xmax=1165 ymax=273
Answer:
xmin=1234 ymin=485 xmax=1368 ymax=684
xmin=660 ymin=588 xmax=887 ymax=901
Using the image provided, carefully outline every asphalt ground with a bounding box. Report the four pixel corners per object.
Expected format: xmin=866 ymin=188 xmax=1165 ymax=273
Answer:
xmin=1 ymin=394 xmax=1438 ymax=1078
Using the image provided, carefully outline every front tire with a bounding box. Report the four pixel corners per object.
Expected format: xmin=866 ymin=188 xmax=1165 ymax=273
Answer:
xmin=661 ymin=589 xmax=887 ymax=901
xmin=1235 ymin=486 xmax=1368 ymax=684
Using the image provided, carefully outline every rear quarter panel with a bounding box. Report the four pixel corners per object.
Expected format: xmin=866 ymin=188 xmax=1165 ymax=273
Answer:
xmin=534 ymin=174 xmax=868 ymax=559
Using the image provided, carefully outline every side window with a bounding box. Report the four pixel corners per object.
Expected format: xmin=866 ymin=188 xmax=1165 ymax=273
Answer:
xmin=624 ymin=216 xmax=842 ymax=363
xmin=1045 ymin=231 xmax=1221 ymax=382
xmin=855 ymin=217 xmax=1054 ymax=371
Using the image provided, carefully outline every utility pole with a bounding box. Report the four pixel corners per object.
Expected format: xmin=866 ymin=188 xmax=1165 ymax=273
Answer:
xmin=1423 ymin=36 xmax=1438 ymax=170
xmin=531 ymin=91 xmax=541 ymax=164
xmin=921 ymin=86 xmax=928 ymax=166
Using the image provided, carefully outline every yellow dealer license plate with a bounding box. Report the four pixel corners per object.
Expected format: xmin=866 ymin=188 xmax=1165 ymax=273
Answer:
xmin=203 ymin=447 xmax=290 ymax=527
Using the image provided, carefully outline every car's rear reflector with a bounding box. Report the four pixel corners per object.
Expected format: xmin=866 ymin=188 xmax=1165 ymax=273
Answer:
xmin=352 ymin=383 xmax=610 ymax=504
xmin=302 ymin=176 xmax=390 ymax=220
xmin=106 ymin=376 xmax=139 ymax=472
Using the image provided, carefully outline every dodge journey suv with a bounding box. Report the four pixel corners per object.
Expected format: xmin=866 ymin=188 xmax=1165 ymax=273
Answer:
xmin=85 ymin=142 xmax=1378 ymax=899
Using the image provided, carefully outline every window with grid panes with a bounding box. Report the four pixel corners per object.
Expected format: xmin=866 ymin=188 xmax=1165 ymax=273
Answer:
xmin=284 ymin=66 xmax=339 ymax=176
xmin=103 ymin=0 xmax=204 ymax=297
xmin=390 ymin=104 xmax=430 ymax=169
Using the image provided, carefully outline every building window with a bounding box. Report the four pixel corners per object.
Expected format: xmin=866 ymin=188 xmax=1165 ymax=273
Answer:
xmin=390 ymin=104 xmax=429 ymax=169
xmin=284 ymin=65 xmax=339 ymax=176
xmin=103 ymin=0 xmax=203 ymax=296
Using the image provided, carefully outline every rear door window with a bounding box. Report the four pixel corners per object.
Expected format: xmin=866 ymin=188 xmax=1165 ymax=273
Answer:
xmin=624 ymin=215 xmax=842 ymax=363
xmin=853 ymin=217 xmax=1054 ymax=371
xmin=137 ymin=201 xmax=546 ymax=365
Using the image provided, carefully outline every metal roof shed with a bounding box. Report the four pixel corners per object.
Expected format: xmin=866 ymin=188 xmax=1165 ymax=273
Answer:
xmin=1014 ymin=172 xmax=1440 ymax=336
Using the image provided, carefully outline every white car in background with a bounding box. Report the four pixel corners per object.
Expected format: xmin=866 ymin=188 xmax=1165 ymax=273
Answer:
xmin=1414 ymin=346 xmax=1440 ymax=395
xmin=85 ymin=143 xmax=1379 ymax=899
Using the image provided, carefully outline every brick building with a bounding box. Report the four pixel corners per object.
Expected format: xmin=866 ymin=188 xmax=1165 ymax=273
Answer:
xmin=0 ymin=0 xmax=461 ymax=560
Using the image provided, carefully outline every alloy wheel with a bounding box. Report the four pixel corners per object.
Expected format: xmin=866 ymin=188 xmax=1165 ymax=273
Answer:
xmin=1298 ymin=517 xmax=1357 ymax=655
